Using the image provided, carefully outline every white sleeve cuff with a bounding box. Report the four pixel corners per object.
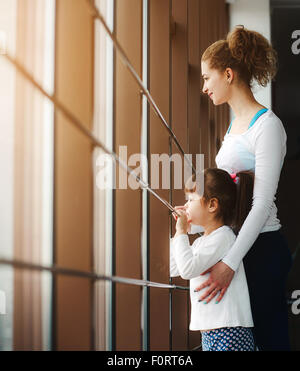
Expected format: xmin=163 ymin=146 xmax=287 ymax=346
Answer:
xmin=221 ymin=256 xmax=238 ymax=272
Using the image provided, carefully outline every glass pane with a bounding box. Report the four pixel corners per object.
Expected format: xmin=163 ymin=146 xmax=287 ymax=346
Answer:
xmin=0 ymin=266 xmax=52 ymax=350
xmin=94 ymin=279 xmax=110 ymax=350
xmin=0 ymin=0 xmax=55 ymax=265
xmin=115 ymin=283 xmax=142 ymax=351
xmin=56 ymin=275 xmax=92 ymax=350
xmin=0 ymin=266 xmax=13 ymax=350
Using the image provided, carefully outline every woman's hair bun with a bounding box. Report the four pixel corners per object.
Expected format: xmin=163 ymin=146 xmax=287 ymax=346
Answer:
xmin=227 ymin=25 xmax=253 ymax=63
xmin=202 ymin=25 xmax=278 ymax=87
xmin=226 ymin=25 xmax=277 ymax=87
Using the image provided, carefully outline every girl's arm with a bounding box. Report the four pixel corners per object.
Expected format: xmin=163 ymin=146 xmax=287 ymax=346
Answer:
xmin=170 ymin=238 xmax=180 ymax=277
xmin=171 ymin=233 xmax=232 ymax=280
xmin=222 ymin=118 xmax=286 ymax=271
xmin=170 ymin=209 xmax=189 ymax=277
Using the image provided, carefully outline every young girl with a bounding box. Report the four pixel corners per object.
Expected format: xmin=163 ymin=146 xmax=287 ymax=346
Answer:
xmin=170 ymin=168 xmax=255 ymax=351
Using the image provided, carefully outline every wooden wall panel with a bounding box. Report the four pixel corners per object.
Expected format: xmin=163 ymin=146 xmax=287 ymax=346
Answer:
xmin=149 ymin=0 xmax=171 ymax=351
xmin=199 ymin=0 xmax=229 ymax=168
xmin=114 ymin=0 xmax=143 ymax=351
xmin=55 ymin=0 xmax=94 ymax=350
xmin=55 ymin=0 xmax=94 ymax=271
xmin=147 ymin=0 xmax=229 ymax=351
xmin=188 ymin=0 xmax=201 ymax=160
xmin=171 ymin=0 xmax=189 ymax=351
xmin=187 ymin=0 xmax=202 ymax=350
xmin=56 ymin=276 xmax=91 ymax=350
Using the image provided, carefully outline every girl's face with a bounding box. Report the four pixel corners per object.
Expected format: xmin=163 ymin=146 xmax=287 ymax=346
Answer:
xmin=184 ymin=192 xmax=209 ymax=226
xmin=201 ymin=60 xmax=231 ymax=105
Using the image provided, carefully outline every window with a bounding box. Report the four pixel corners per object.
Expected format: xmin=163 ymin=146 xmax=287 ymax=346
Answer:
xmin=0 ymin=0 xmax=55 ymax=350
xmin=0 ymin=0 xmax=229 ymax=351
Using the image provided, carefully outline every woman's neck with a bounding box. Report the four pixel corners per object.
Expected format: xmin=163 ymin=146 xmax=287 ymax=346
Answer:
xmin=228 ymin=84 xmax=265 ymax=119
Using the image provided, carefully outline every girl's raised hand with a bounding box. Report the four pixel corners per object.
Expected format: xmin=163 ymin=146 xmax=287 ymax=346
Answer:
xmin=173 ymin=208 xmax=189 ymax=235
xmin=172 ymin=206 xmax=191 ymax=233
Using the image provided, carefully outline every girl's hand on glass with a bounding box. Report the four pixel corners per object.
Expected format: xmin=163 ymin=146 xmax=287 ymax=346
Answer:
xmin=194 ymin=261 xmax=235 ymax=303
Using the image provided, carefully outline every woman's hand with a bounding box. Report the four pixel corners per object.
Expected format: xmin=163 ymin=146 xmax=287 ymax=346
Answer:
xmin=194 ymin=261 xmax=235 ymax=303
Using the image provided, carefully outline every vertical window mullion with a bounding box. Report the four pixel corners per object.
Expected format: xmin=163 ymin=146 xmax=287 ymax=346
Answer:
xmin=105 ymin=0 xmax=115 ymax=352
xmin=169 ymin=0 xmax=173 ymax=352
xmin=141 ymin=0 xmax=149 ymax=352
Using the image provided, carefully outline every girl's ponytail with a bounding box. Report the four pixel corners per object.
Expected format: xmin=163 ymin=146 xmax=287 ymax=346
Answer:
xmin=233 ymin=171 xmax=255 ymax=234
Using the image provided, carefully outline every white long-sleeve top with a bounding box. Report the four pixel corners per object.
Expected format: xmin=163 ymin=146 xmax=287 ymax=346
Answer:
xmin=170 ymin=226 xmax=254 ymax=331
xmin=190 ymin=109 xmax=287 ymax=271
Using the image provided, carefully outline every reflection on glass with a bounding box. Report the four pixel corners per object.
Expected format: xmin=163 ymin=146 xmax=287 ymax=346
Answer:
xmin=0 ymin=266 xmax=13 ymax=350
xmin=94 ymin=280 xmax=107 ymax=350
xmin=93 ymin=0 xmax=115 ymax=351
xmin=0 ymin=267 xmax=52 ymax=351
xmin=0 ymin=0 xmax=55 ymax=265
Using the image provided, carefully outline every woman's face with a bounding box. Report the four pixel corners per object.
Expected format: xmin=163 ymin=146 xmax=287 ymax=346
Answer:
xmin=201 ymin=60 xmax=231 ymax=105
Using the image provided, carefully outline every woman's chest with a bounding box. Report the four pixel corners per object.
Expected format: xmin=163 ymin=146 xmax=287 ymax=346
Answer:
xmin=215 ymin=135 xmax=255 ymax=173
xmin=228 ymin=118 xmax=251 ymax=135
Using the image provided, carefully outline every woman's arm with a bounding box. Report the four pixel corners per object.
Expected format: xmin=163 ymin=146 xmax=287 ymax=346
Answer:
xmin=222 ymin=118 xmax=286 ymax=270
xmin=195 ymin=118 xmax=286 ymax=302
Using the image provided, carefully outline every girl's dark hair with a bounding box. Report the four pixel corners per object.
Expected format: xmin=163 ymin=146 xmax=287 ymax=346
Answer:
xmin=201 ymin=25 xmax=277 ymax=88
xmin=185 ymin=168 xmax=254 ymax=234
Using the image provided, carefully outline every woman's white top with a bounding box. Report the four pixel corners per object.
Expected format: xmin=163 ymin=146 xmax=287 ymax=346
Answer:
xmin=170 ymin=226 xmax=254 ymax=331
xmin=190 ymin=109 xmax=287 ymax=271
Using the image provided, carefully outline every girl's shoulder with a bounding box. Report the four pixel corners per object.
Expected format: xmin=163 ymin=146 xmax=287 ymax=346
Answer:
xmin=213 ymin=226 xmax=236 ymax=244
xmin=209 ymin=225 xmax=236 ymax=238
xmin=194 ymin=226 xmax=236 ymax=247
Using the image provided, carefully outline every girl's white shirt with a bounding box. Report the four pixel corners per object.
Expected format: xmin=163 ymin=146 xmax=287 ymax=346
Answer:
xmin=170 ymin=225 xmax=254 ymax=331
xmin=190 ymin=109 xmax=287 ymax=271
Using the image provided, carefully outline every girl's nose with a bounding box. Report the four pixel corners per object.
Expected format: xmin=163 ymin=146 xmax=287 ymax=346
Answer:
xmin=202 ymin=84 xmax=207 ymax=94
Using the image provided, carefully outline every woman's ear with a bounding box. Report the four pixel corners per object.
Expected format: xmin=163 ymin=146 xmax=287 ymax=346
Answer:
xmin=225 ymin=67 xmax=234 ymax=84
xmin=208 ymin=198 xmax=219 ymax=213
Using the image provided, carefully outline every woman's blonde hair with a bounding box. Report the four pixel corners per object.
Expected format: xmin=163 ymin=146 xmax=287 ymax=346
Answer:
xmin=202 ymin=25 xmax=278 ymax=88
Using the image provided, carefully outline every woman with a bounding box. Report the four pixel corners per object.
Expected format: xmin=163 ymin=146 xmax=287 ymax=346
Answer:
xmin=186 ymin=25 xmax=292 ymax=351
